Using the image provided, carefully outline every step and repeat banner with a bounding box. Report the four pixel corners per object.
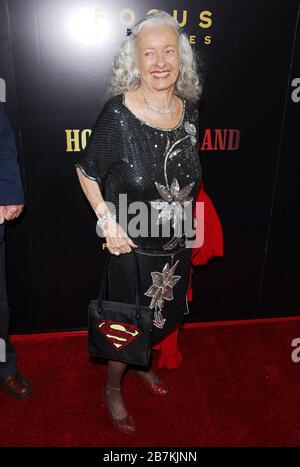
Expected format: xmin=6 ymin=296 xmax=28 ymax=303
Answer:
xmin=0 ymin=0 xmax=299 ymax=333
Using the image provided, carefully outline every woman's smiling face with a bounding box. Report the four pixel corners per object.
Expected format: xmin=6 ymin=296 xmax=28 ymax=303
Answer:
xmin=136 ymin=24 xmax=180 ymax=92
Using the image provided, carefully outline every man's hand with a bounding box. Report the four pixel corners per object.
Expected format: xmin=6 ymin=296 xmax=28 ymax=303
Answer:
xmin=0 ymin=205 xmax=24 ymax=223
xmin=0 ymin=206 xmax=6 ymax=224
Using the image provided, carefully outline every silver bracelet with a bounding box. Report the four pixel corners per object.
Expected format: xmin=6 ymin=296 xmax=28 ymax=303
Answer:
xmin=96 ymin=212 xmax=116 ymax=228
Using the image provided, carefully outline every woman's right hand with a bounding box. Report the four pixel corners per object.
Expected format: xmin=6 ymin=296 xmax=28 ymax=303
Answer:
xmin=102 ymin=218 xmax=137 ymax=255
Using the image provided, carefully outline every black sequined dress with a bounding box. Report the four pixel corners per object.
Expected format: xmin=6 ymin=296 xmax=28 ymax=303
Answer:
xmin=75 ymin=93 xmax=202 ymax=343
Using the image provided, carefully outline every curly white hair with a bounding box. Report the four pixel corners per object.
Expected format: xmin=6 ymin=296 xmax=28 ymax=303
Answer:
xmin=106 ymin=10 xmax=204 ymax=103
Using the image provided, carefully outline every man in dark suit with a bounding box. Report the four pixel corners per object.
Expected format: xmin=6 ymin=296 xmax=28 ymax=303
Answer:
xmin=0 ymin=101 xmax=32 ymax=399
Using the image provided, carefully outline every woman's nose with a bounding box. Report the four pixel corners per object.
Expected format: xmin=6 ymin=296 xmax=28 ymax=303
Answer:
xmin=156 ymin=53 xmax=166 ymax=68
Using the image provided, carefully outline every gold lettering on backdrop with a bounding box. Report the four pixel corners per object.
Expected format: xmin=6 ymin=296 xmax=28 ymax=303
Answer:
xmin=117 ymin=8 xmax=213 ymax=44
xmin=148 ymin=8 xmax=213 ymax=45
xmin=119 ymin=8 xmax=136 ymax=27
xmin=65 ymin=130 xmax=79 ymax=152
xmin=70 ymin=7 xmax=214 ymax=44
xmin=199 ymin=11 xmax=212 ymax=28
xmin=147 ymin=9 xmax=189 ymax=27
xmin=81 ymin=129 xmax=92 ymax=150
xmin=65 ymin=129 xmax=92 ymax=152
xmin=95 ymin=9 xmax=108 ymax=41
xmin=173 ymin=10 xmax=188 ymax=27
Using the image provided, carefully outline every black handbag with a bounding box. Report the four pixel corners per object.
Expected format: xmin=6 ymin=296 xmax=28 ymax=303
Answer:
xmin=88 ymin=250 xmax=154 ymax=366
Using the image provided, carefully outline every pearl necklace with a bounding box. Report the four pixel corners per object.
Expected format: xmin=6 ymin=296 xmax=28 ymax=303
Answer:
xmin=140 ymin=88 xmax=176 ymax=114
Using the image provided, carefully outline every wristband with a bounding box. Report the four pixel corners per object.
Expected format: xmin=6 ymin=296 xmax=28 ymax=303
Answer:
xmin=96 ymin=212 xmax=116 ymax=228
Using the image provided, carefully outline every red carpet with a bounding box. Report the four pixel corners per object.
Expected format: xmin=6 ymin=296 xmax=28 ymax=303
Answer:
xmin=1 ymin=317 xmax=300 ymax=447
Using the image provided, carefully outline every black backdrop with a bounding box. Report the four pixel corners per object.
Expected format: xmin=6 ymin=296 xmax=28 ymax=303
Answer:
xmin=0 ymin=0 xmax=299 ymax=333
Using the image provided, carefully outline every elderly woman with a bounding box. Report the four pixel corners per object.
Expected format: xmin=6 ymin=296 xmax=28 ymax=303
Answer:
xmin=75 ymin=10 xmax=203 ymax=434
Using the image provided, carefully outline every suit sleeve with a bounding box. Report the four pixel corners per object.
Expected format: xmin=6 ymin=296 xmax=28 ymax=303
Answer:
xmin=0 ymin=102 xmax=25 ymax=205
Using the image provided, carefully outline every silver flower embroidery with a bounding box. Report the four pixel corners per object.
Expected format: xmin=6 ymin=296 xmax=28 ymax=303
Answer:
xmin=144 ymin=259 xmax=181 ymax=329
xmin=184 ymin=121 xmax=197 ymax=146
xmin=150 ymin=177 xmax=195 ymax=228
xmin=148 ymin=122 xmax=197 ymax=251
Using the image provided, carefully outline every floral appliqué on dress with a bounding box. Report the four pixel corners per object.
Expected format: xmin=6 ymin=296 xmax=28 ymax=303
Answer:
xmin=144 ymin=259 xmax=181 ymax=329
xmin=145 ymin=120 xmax=197 ymax=328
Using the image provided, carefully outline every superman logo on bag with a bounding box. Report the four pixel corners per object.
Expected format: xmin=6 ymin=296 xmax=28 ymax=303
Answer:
xmin=96 ymin=320 xmax=143 ymax=350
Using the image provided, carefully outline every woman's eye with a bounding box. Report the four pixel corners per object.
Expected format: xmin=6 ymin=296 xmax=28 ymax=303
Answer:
xmin=145 ymin=52 xmax=152 ymax=56
xmin=166 ymin=49 xmax=175 ymax=54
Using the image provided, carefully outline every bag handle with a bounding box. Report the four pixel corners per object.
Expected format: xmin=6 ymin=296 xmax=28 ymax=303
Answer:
xmin=97 ymin=249 xmax=143 ymax=321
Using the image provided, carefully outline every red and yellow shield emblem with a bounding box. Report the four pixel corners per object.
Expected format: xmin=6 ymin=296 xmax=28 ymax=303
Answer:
xmin=96 ymin=320 xmax=142 ymax=350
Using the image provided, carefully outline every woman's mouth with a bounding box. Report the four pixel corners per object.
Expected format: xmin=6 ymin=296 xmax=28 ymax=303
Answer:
xmin=150 ymin=70 xmax=171 ymax=79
